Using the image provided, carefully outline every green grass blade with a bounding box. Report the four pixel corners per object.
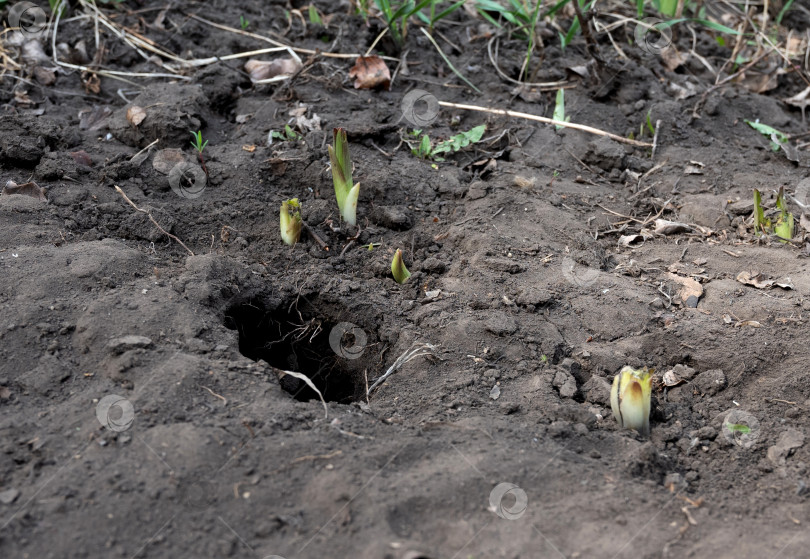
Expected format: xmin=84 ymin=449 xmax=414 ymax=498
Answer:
xmin=433 ymin=0 xmax=467 ymax=22
xmin=777 ymin=0 xmax=796 ymax=25
xmin=553 ymin=88 xmax=566 ymax=129
xmin=420 ymin=28 xmax=482 ymax=93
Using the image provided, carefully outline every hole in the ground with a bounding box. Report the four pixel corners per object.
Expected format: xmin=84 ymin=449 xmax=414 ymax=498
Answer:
xmin=224 ymin=298 xmax=368 ymax=404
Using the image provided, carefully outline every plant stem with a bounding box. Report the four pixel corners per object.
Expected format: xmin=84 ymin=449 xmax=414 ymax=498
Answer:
xmin=572 ymin=0 xmax=602 ymax=65
xmin=197 ymin=151 xmax=209 ymax=178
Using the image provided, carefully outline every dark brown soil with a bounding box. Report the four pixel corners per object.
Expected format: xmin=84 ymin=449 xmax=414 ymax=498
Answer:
xmin=3 ymin=1 xmax=810 ymax=558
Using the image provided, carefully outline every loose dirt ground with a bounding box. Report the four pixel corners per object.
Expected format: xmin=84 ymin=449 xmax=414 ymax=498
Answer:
xmin=3 ymin=1 xmax=810 ymax=558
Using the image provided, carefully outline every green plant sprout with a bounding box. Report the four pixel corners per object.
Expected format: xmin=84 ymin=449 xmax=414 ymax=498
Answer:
xmin=354 ymin=0 xmax=372 ymax=19
xmin=374 ymin=0 xmax=431 ymax=48
xmin=553 ymin=88 xmax=571 ymax=130
xmin=611 ymin=366 xmax=653 ymax=437
xmin=776 ymin=0 xmax=796 ymax=25
xmin=559 ymin=0 xmax=597 ymax=51
xmin=391 ymin=249 xmax=411 ymax=283
xmin=190 ymin=130 xmax=209 ymax=178
xmin=240 ymin=15 xmax=249 ymax=30
xmin=753 ymin=187 xmax=794 ymax=241
xmin=474 ymin=0 xmax=543 ymax=39
xmin=629 ymin=111 xmax=656 ymax=141
xmin=746 ymin=120 xmax=789 ymax=152
xmin=308 ymin=5 xmax=323 ymax=24
xmin=410 ymin=125 xmax=486 ymax=161
xmin=415 ymin=0 xmax=467 ymax=30
xmin=280 ymin=198 xmax=302 ymax=245
xmin=270 ymin=125 xmax=301 ymax=143
xmin=725 ymin=423 xmax=751 ymax=435
xmin=328 ymin=128 xmax=360 ymax=226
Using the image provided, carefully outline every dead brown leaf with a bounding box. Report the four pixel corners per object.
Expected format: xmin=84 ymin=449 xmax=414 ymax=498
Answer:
xmin=152 ymin=148 xmax=186 ymax=174
xmin=79 ymin=106 xmax=112 ymax=131
xmin=784 ymin=86 xmax=810 ymax=121
xmin=82 ymin=72 xmax=101 ymax=94
xmin=349 ymin=56 xmax=391 ymax=90
xmin=2 ymin=180 xmax=47 ymax=202
xmin=69 ymin=150 xmax=92 ymax=167
xmin=667 ymin=272 xmax=702 ymax=306
xmin=33 ymin=66 xmax=56 ymax=85
xmin=618 ymin=234 xmax=645 ymax=247
xmin=736 ymin=271 xmax=774 ymax=289
xmin=13 ymin=89 xmax=33 ymax=107
xmin=245 ymin=58 xmax=302 ymax=82
xmin=661 ymin=47 xmax=686 ymax=71
xmin=800 ymin=213 xmax=810 ymax=234
xmin=126 ymin=105 xmax=147 ymax=127
xmin=737 ymin=67 xmax=779 ymax=94
xmin=655 ymin=219 xmax=691 ymax=235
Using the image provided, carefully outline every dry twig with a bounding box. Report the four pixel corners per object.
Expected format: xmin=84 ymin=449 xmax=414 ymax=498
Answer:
xmin=114 ymin=186 xmax=195 ymax=256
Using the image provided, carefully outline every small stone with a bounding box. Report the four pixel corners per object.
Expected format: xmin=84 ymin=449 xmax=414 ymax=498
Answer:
xmin=693 ymin=369 xmax=726 ymax=396
xmin=106 ymin=335 xmax=153 ymax=355
xmin=489 ymin=385 xmax=501 ymax=400
xmin=553 ymin=370 xmax=577 ymax=399
xmin=484 ymin=312 xmax=518 ymax=336
xmin=0 ymin=488 xmax=19 ymax=505
xmin=466 ymin=181 xmax=488 ymax=200
xmin=516 ymin=287 xmax=554 ymax=307
xmin=369 ymin=205 xmax=413 ymax=230
xmin=767 ymin=428 xmax=805 ymax=466
xmin=582 ymin=376 xmax=611 ymax=405
xmin=421 ymin=257 xmax=446 ymax=274
xmin=499 ymin=402 xmax=520 ymax=415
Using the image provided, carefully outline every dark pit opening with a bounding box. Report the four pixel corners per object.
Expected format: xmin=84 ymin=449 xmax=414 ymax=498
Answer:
xmin=224 ymin=299 xmax=365 ymax=404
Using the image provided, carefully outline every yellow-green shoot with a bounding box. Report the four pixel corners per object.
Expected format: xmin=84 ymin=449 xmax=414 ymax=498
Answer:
xmin=328 ymin=128 xmax=360 ymax=226
xmin=391 ymin=249 xmax=411 ymax=284
xmin=753 ymin=187 xmax=794 ymax=241
xmin=610 ymin=366 xmax=652 ymax=437
xmin=280 ymin=198 xmax=302 ymax=245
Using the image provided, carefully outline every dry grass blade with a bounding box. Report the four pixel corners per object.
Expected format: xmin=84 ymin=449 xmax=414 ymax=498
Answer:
xmin=114 ymin=186 xmax=195 ymax=256
xmin=368 ymin=342 xmax=441 ymax=395
xmin=79 ymin=0 xmax=186 ymax=71
xmin=188 ymin=13 xmax=398 ymax=62
xmin=437 ymin=101 xmax=655 ymax=147
xmin=487 ymin=36 xmax=567 ymax=89
xmin=51 ymin=6 xmax=190 ymax=83
xmin=276 ymin=369 xmax=328 ymax=418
